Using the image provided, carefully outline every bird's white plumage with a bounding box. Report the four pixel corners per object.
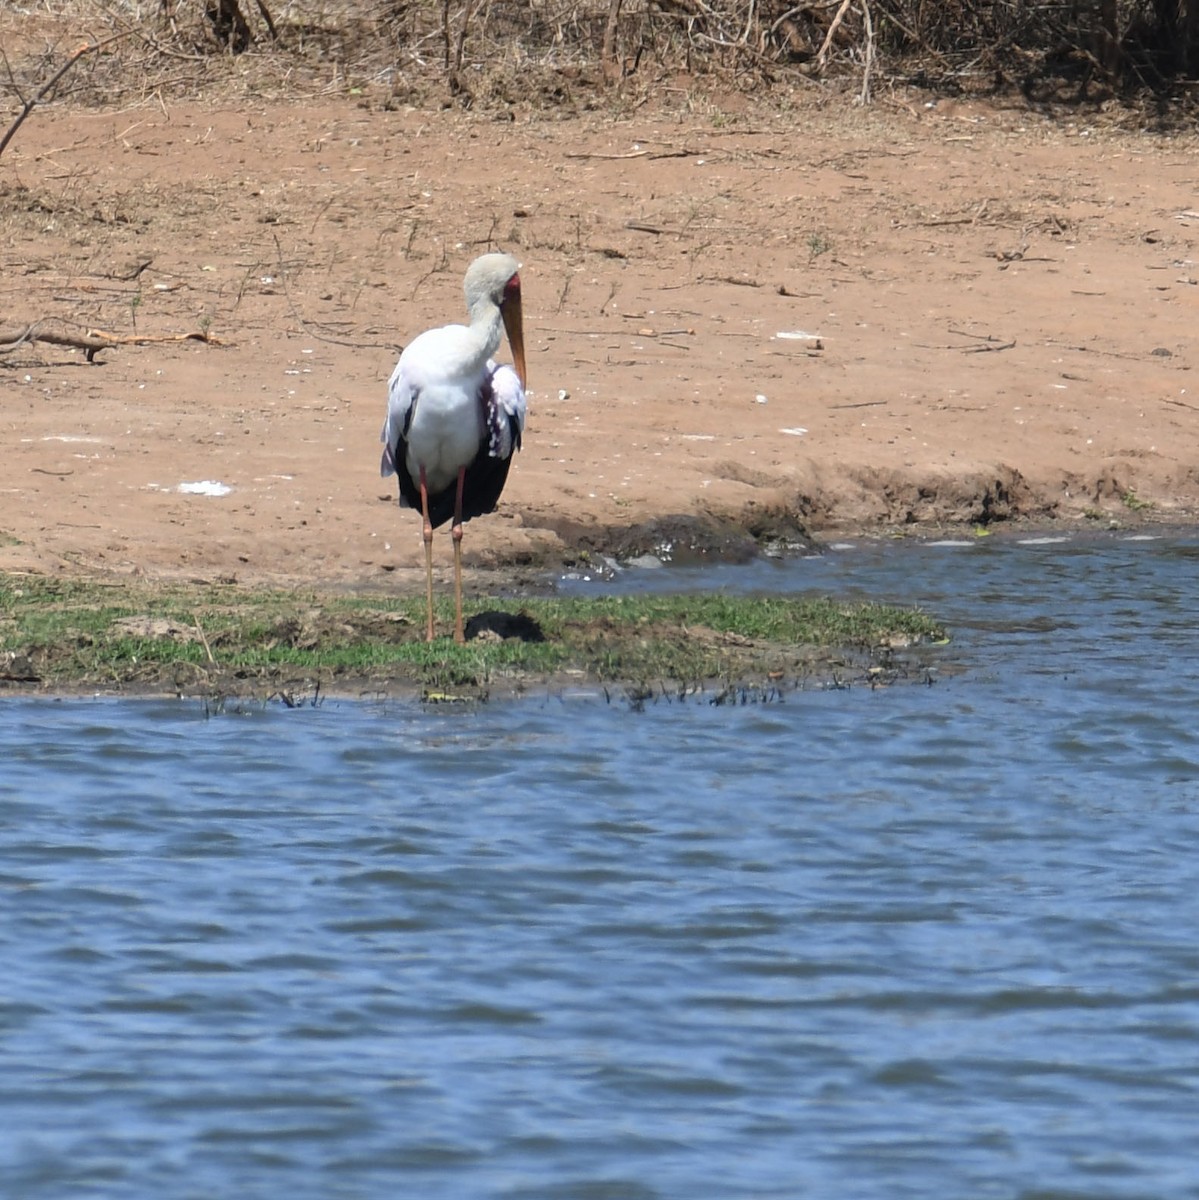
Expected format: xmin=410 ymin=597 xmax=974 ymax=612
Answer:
xmin=381 ymin=334 xmax=481 ymax=494
xmin=378 ymin=251 xmax=527 ymax=643
xmin=380 ymin=352 xmax=526 ymax=496
xmin=488 ymin=363 xmax=527 ymax=459
xmin=379 ymin=254 xmax=525 ymax=498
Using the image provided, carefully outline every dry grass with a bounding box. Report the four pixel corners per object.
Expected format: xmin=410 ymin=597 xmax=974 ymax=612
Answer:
xmin=1 ymin=0 xmax=1192 ymax=120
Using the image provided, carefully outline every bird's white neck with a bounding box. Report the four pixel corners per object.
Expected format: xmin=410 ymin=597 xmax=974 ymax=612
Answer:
xmin=464 ymin=293 xmax=505 ymax=369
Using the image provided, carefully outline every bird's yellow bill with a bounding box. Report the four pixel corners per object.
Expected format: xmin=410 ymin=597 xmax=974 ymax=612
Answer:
xmin=501 ymin=288 xmax=526 ymax=389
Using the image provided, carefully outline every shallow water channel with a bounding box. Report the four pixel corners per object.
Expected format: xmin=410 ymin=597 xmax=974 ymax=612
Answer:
xmin=3 ymin=532 xmax=1199 ymax=1199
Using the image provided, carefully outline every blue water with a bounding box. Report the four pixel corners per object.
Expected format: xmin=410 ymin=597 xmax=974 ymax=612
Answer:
xmin=3 ymin=532 xmax=1199 ymax=1199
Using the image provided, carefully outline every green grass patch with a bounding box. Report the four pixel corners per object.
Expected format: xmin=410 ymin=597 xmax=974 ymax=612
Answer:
xmin=0 ymin=574 xmax=946 ymax=700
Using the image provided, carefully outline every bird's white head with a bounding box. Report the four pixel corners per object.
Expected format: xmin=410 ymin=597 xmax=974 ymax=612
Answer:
xmin=465 ymin=252 xmax=525 ymax=388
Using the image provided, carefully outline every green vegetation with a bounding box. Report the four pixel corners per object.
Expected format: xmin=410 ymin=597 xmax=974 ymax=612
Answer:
xmin=807 ymin=232 xmax=834 ymax=264
xmin=0 ymin=575 xmax=946 ymax=701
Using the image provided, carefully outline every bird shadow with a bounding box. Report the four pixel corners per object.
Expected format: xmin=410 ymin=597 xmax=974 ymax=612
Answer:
xmin=464 ymin=610 xmax=545 ymax=643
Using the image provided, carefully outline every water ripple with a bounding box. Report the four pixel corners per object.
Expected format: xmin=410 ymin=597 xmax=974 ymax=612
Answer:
xmin=4 ymin=535 xmax=1199 ymax=1199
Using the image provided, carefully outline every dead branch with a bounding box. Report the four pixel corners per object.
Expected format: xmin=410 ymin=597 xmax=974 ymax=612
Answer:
xmin=815 ymin=0 xmax=853 ymax=68
xmin=947 ymin=328 xmax=1016 ymax=353
xmin=947 ymin=326 xmax=1007 ymax=342
xmin=602 ymin=0 xmax=624 ymax=81
xmin=0 ymin=32 xmax=133 ymax=162
xmin=205 ymin=0 xmax=253 ymax=52
xmin=699 ymin=273 xmax=762 ymax=287
xmin=251 ymin=0 xmax=280 ymax=42
xmin=0 ymin=322 xmax=224 ymax=363
xmin=453 ymin=0 xmax=473 ymax=75
xmin=858 ymin=0 xmax=874 ymax=105
xmin=193 ymin=613 xmax=217 ymax=663
xmin=565 ymin=149 xmax=649 ymax=159
xmin=441 ymin=0 xmax=476 ymax=77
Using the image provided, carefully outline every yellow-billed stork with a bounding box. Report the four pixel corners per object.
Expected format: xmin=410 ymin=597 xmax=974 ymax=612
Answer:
xmin=380 ymin=252 xmax=528 ymax=643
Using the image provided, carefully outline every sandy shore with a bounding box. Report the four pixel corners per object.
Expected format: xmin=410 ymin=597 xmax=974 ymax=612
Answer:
xmin=4 ymin=90 xmax=1198 ymax=590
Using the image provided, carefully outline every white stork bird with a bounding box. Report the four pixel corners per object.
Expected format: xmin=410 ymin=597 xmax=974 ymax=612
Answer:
xmin=380 ymin=252 xmax=528 ymax=644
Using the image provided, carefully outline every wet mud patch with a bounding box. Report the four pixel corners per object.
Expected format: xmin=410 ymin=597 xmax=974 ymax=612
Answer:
xmin=526 ymin=507 xmax=818 ymax=569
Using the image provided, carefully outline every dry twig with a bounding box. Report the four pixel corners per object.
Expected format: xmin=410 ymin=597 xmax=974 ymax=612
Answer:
xmin=815 ymin=0 xmax=853 ymax=68
xmin=0 ymin=32 xmax=133 ymax=161
xmin=565 ymin=149 xmax=648 ymax=159
xmin=0 ymin=322 xmax=223 ymax=363
xmin=858 ymin=0 xmax=874 ymax=105
xmin=193 ymin=614 xmax=216 ymax=664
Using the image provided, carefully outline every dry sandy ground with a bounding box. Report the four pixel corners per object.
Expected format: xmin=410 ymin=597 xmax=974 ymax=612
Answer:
xmin=4 ymin=86 xmax=1199 ymax=593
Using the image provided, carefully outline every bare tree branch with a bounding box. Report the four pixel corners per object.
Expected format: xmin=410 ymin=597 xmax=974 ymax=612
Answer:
xmin=0 ymin=32 xmax=133 ymax=162
xmin=603 ymin=0 xmax=625 ymax=80
xmin=815 ymin=0 xmax=853 ymax=69
xmin=0 ymin=322 xmax=224 ymax=364
xmin=858 ymin=0 xmax=874 ymax=105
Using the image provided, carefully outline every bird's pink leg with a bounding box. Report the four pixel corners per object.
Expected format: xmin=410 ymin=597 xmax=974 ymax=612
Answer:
xmin=451 ymin=465 xmax=467 ymax=645
xmin=419 ymin=465 xmax=436 ymax=642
